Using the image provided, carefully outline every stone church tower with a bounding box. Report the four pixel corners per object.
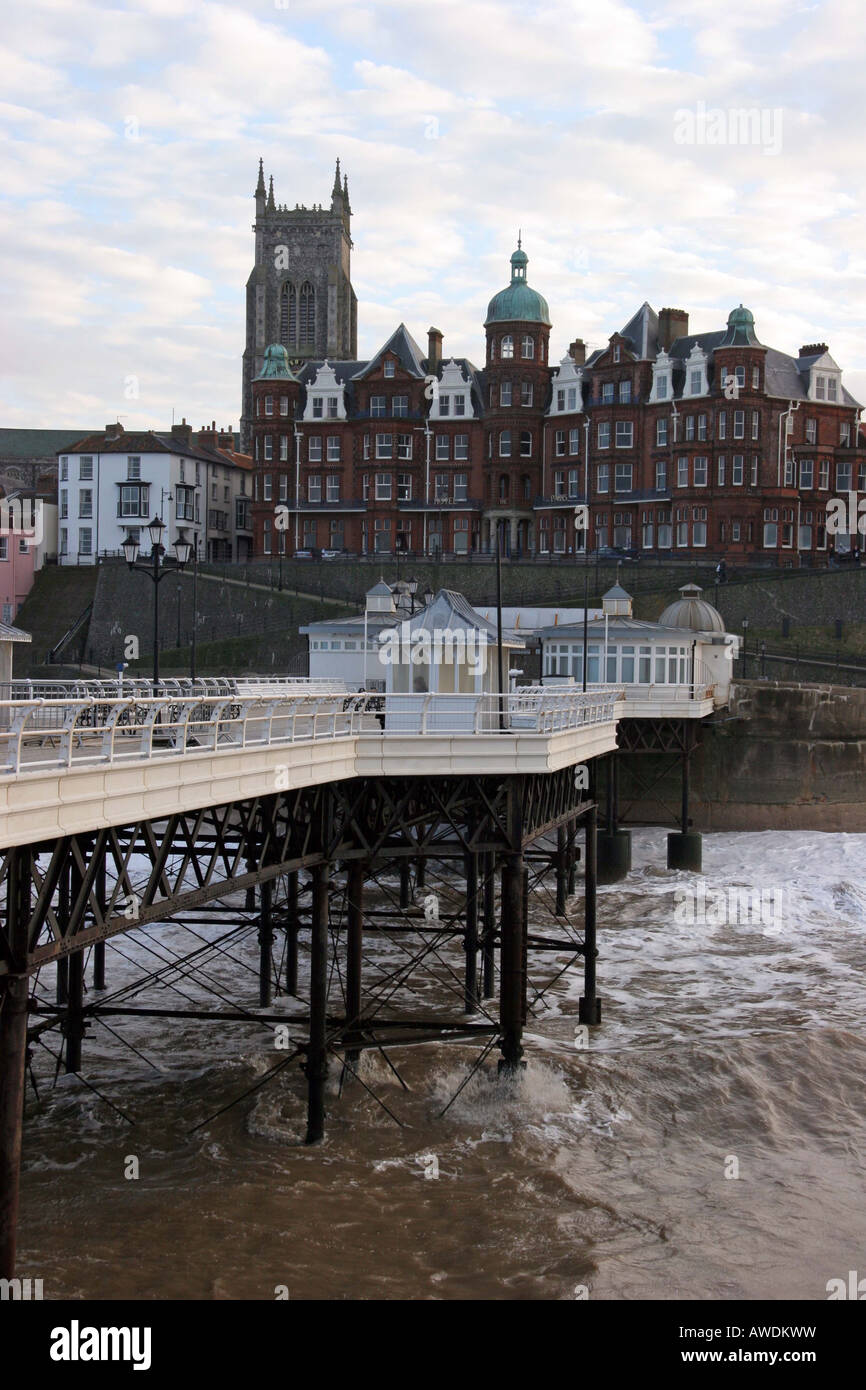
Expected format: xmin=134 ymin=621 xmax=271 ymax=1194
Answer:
xmin=241 ymin=159 xmax=358 ymax=449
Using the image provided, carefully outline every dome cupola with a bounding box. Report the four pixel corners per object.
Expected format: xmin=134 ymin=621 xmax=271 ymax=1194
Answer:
xmin=485 ymin=237 xmax=551 ymax=326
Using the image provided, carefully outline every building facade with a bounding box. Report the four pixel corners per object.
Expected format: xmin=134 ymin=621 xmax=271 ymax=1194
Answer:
xmin=248 ymin=231 xmax=864 ymax=566
xmin=241 ymin=159 xmax=358 ymax=452
xmin=57 ymin=422 xmax=252 ymax=565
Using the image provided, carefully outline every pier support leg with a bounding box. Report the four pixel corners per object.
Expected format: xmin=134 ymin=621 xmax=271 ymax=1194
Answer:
xmin=498 ymin=852 xmax=526 ymax=1074
xmin=65 ymin=952 xmax=85 ymax=1073
xmin=667 ymin=723 xmax=702 ymax=871
xmin=399 ymin=861 xmax=411 ymax=910
xmin=284 ymin=872 xmax=299 ymax=997
xmin=415 ymin=857 xmax=426 ymax=891
xmin=464 ymin=852 xmax=479 ymax=1015
xmin=345 ymin=861 xmax=364 ymax=1068
xmin=56 ymin=859 xmax=69 ymax=1006
xmin=305 ymin=864 xmax=329 ymax=1144
xmin=555 ymin=826 xmax=567 ymax=917
xmin=64 ymin=851 xmax=85 ymax=1073
xmin=0 ymin=847 xmax=30 ymax=1280
xmin=258 ymin=879 xmax=273 ymax=1008
xmin=482 ymin=852 xmax=496 ymax=999
xmin=579 ymin=805 xmax=602 ymax=1025
xmin=597 ymin=753 xmax=632 ymax=884
xmin=567 ymin=821 xmax=577 ymax=897
xmin=93 ymin=852 xmax=106 ymax=991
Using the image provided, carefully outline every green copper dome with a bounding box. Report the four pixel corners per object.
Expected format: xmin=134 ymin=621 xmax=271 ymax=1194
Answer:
xmin=254 ymin=343 xmax=298 ymax=381
xmin=485 ymin=242 xmax=551 ymax=327
xmin=719 ymin=304 xmax=762 ymax=348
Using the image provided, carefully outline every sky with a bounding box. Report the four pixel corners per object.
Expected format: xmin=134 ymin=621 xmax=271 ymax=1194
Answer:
xmin=1 ymin=0 xmax=865 ymax=433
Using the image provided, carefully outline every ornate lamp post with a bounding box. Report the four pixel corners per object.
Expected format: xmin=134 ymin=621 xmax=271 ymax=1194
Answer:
xmin=123 ymin=518 xmax=193 ymax=688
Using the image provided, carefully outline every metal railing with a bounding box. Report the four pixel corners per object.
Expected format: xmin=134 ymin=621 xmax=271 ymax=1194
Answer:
xmin=0 ymin=688 xmax=624 ymax=775
xmin=0 ymin=676 xmax=346 ymax=703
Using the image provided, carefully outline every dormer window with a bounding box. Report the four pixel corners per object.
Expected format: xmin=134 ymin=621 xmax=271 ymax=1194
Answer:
xmin=384 ymin=359 xmax=395 ymax=378
xmin=656 ymin=376 xmax=668 ymax=399
xmin=828 ymin=377 xmax=838 ymax=401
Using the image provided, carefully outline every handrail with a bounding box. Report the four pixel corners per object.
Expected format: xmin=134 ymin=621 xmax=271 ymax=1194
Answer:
xmin=0 ymin=688 xmax=624 ymax=775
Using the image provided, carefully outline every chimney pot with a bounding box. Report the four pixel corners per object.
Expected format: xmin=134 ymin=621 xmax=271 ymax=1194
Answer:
xmin=427 ymin=327 xmax=443 ymax=375
xmin=658 ymin=308 xmax=689 ymax=352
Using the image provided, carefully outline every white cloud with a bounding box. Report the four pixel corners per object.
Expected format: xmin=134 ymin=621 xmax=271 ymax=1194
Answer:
xmin=0 ymin=0 xmax=862 ymax=430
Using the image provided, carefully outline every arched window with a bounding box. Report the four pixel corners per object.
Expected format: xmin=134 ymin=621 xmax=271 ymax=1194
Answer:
xmin=489 ymin=337 xmax=496 ymax=362
xmin=501 ymin=334 xmax=514 ymax=359
xmin=521 ymin=334 xmax=534 ymax=359
xmin=499 ymin=430 xmax=512 ymax=458
xmin=520 ymin=430 xmax=532 ymax=457
xmin=280 ymin=283 xmax=296 ymax=347
xmin=499 ymin=474 xmax=510 ymax=502
xmin=299 ymin=282 xmax=315 ymax=346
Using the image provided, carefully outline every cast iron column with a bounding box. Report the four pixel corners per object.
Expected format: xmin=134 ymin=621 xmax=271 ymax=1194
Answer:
xmin=464 ymin=852 xmax=479 ymax=1014
xmin=579 ymin=804 xmax=601 ymax=1024
xmin=345 ymin=861 xmax=364 ymax=1067
xmin=0 ymin=846 xmax=31 ymax=1279
xmin=305 ymin=863 xmax=329 ymax=1143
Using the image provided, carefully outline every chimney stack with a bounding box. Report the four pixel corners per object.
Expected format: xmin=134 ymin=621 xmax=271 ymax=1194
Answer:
xmin=568 ymin=338 xmax=586 ymax=366
xmin=171 ymin=418 xmax=193 ymax=448
xmin=799 ymin=343 xmax=828 ymax=357
xmin=105 ymin=422 xmax=123 ymax=440
xmin=427 ymin=327 xmax=443 ymax=376
xmin=658 ymin=308 xmax=689 ymax=352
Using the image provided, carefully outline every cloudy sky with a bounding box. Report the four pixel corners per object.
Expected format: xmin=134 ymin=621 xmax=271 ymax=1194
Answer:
xmin=2 ymin=0 xmax=864 ymax=433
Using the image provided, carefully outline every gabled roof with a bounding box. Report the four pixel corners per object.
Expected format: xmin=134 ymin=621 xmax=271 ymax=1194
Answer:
xmin=0 ymin=429 xmax=99 ymax=458
xmin=352 ymin=324 xmax=427 ymax=380
xmin=619 ymin=302 xmax=659 ymax=360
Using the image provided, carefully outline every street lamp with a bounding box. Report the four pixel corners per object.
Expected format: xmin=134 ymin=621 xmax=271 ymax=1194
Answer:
xmin=742 ymin=616 xmax=749 ymax=678
xmin=407 ymin=577 xmax=418 ymax=615
xmin=124 ymin=519 xmax=193 ymax=687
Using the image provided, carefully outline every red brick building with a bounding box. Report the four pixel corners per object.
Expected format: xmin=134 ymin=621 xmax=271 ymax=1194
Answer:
xmin=250 ymin=245 xmax=864 ymax=565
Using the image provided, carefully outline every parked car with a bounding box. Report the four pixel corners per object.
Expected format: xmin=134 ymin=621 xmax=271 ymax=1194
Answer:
xmin=294 ymin=549 xmax=314 ymax=559
xmin=596 ymin=545 xmax=640 ymax=562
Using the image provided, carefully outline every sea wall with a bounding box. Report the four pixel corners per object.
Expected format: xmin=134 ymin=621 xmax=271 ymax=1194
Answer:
xmin=619 ymin=681 xmax=866 ymax=832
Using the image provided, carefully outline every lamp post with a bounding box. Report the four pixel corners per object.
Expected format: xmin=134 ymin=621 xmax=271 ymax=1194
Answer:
xmin=190 ymin=534 xmax=199 ymax=682
xmin=742 ymin=617 xmax=749 ymax=678
xmin=123 ymin=518 xmax=193 ymax=688
xmin=407 ymin=577 xmax=418 ymax=616
xmin=176 ymin=584 xmax=182 ymax=649
xmin=278 ymin=531 xmax=285 ymax=592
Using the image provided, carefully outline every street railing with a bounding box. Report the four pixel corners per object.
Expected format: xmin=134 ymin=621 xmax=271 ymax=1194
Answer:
xmin=0 ymin=688 xmax=624 ymax=775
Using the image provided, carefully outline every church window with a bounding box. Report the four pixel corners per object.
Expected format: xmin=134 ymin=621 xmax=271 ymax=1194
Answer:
xmin=299 ymin=282 xmax=315 ymax=346
xmin=280 ymin=283 xmax=296 ymax=347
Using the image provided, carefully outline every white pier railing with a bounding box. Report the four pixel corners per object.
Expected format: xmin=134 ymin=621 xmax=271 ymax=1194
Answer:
xmin=0 ymin=688 xmax=624 ymax=776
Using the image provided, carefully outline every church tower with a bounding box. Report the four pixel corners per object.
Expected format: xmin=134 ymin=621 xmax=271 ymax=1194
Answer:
xmin=241 ymin=158 xmax=358 ymax=449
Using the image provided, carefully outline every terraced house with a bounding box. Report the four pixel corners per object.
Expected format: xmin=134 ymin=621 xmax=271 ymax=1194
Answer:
xmin=246 ymin=165 xmax=864 ymax=565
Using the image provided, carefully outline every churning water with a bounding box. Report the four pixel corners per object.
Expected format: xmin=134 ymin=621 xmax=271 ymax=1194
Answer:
xmin=17 ymin=830 xmax=866 ymax=1300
